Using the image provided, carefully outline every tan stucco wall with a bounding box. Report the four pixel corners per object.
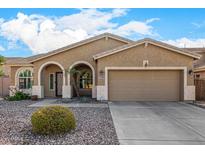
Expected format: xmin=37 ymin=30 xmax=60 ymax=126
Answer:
xmin=32 ymin=37 xmax=126 ymax=85
xmin=42 ymin=64 xmax=62 ymax=97
xmin=10 ymin=66 xmax=21 ymax=85
xmin=97 ymin=43 xmax=194 ymax=86
xmin=2 ymin=64 xmax=11 ymax=76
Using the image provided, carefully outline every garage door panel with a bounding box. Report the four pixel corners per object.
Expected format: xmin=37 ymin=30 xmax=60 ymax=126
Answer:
xmin=108 ymin=70 xmax=181 ymax=101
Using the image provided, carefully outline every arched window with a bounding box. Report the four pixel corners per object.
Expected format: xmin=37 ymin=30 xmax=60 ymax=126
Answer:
xmin=18 ymin=69 xmax=33 ymax=89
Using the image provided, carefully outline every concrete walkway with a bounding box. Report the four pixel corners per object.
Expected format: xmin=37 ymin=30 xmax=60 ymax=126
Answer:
xmin=29 ymin=99 xmax=108 ymax=108
xmin=109 ymin=101 xmax=205 ymax=145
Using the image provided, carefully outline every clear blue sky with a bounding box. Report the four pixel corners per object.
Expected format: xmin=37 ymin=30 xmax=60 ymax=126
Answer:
xmin=0 ymin=8 xmax=205 ymax=57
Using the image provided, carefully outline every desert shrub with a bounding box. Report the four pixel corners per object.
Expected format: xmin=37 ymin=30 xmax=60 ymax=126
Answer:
xmin=5 ymin=90 xmax=31 ymax=101
xmin=31 ymin=106 xmax=76 ymax=135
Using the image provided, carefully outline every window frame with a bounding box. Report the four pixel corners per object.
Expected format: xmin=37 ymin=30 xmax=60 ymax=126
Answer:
xmin=49 ymin=73 xmax=55 ymax=91
xmin=18 ymin=69 xmax=33 ymax=90
xmin=79 ymin=72 xmax=92 ymax=89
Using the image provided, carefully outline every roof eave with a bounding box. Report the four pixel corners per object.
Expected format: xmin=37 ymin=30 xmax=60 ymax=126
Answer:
xmin=194 ymin=66 xmax=205 ymax=72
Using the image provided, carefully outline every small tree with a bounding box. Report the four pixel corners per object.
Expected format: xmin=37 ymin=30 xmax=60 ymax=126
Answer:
xmin=67 ymin=67 xmax=81 ymax=97
xmin=0 ymin=55 xmax=5 ymax=77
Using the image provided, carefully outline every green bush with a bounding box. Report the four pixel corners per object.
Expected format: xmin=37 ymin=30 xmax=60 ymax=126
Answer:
xmin=31 ymin=106 xmax=76 ymax=135
xmin=5 ymin=91 xmax=31 ymax=101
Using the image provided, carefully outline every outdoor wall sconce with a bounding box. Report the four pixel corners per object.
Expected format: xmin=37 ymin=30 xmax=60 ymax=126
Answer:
xmin=99 ymin=70 xmax=105 ymax=79
xmin=188 ymin=69 xmax=193 ymax=76
xmin=143 ymin=60 xmax=149 ymax=67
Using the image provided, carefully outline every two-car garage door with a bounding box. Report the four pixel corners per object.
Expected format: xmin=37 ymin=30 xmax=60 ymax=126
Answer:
xmin=108 ymin=70 xmax=183 ymax=101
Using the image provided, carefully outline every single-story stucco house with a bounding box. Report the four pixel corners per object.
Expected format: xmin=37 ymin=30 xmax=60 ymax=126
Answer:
xmin=3 ymin=33 xmax=201 ymax=101
xmin=185 ymin=48 xmax=205 ymax=79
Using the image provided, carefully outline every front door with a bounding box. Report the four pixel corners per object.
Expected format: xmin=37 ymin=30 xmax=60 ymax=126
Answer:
xmin=56 ymin=72 xmax=63 ymax=96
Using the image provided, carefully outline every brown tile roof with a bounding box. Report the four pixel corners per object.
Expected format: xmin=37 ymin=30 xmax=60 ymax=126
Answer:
xmin=5 ymin=57 xmax=29 ymax=65
xmin=185 ymin=48 xmax=205 ymax=53
xmin=26 ymin=53 xmax=46 ymax=61
xmin=5 ymin=55 xmax=47 ymax=65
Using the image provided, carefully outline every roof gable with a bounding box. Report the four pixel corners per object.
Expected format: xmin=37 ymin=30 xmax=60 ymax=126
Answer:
xmin=29 ymin=33 xmax=133 ymax=63
xmin=93 ymin=38 xmax=201 ymax=60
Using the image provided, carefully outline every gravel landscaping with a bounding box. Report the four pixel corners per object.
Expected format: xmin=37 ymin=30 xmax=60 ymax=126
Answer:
xmin=0 ymin=100 xmax=119 ymax=145
xmin=54 ymin=97 xmax=106 ymax=104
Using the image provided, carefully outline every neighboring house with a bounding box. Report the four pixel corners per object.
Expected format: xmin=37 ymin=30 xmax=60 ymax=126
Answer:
xmin=186 ymin=48 xmax=205 ymax=79
xmin=0 ymin=61 xmax=11 ymax=97
xmin=3 ymin=33 xmax=201 ymax=101
xmin=185 ymin=48 xmax=205 ymax=101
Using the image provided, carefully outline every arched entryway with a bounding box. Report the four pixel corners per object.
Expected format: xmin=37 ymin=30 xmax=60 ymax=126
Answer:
xmin=38 ymin=61 xmax=65 ymax=98
xmin=69 ymin=61 xmax=96 ymax=98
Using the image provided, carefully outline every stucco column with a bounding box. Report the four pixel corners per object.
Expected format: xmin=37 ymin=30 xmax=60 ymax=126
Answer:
xmin=62 ymin=85 xmax=71 ymax=98
xmin=184 ymin=85 xmax=195 ymax=101
xmin=183 ymin=68 xmax=195 ymax=101
xmin=32 ymin=85 xmax=44 ymax=98
xmin=92 ymin=86 xmax=97 ymax=98
xmin=62 ymin=74 xmax=71 ymax=98
xmin=96 ymin=85 xmax=106 ymax=100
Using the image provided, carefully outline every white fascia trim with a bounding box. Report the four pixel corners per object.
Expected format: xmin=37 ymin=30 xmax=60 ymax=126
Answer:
xmin=104 ymin=67 xmax=188 ymax=101
xmin=38 ymin=61 xmax=65 ymax=86
xmin=108 ymin=35 xmax=133 ymax=44
xmin=93 ymin=42 xmax=144 ymax=60
xmin=93 ymin=41 xmax=200 ymax=60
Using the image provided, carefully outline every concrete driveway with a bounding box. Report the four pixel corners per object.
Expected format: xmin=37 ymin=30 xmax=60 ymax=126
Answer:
xmin=109 ymin=102 xmax=205 ymax=145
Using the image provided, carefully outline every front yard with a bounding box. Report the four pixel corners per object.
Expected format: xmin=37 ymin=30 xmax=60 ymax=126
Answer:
xmin=0 ymin=100 xmax=119 ymax=145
